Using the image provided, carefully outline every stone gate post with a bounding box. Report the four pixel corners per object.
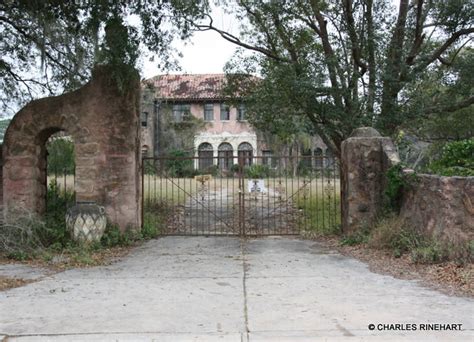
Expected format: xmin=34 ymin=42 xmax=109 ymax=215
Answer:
xmin=341 ymin=127 xmax=400 ymax=233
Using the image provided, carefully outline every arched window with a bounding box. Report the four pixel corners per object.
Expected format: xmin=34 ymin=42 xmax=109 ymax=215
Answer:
xmin=218 ymin=143 xmax=233 ymax=170
xmin=238 ymin=142 xmax=253 ymax=166
xmin=314 ymin=148 xmax=323 ymax=168
xmin=198 ymin=143 xmax=214 ymax=170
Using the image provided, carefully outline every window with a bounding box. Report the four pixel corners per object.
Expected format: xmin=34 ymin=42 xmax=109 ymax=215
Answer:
xmin=141 ymin=112 xmax=148 ymax=127
xmin=172 ymin=104 xmax=191 ymax=122
xmin=237 ymin=104 xmax=246 ymax=121
xmin=220 ymin=104 xmax=230 ymax=121
xmin=218 ymin=143 xmax=233 ymax=170
xmin=238 ymin=142 xmax=253 ymax=166
xmin=204 ymin=104 xmax=214 ymax=121
xmin=198 ymin=143 xmax=214 ymax=170
xmin=262 ymin=150 xmax=276 ymax=167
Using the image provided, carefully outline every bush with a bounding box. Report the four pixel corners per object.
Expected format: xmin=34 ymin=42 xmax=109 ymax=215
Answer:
xmin=426 ymin=139 xmax=474 ymax=176
xmin=244 ymin=164 xmax=272 ymax=178
xmin=369 ymin=215 xmax=472 ymax=263
xmin=340 ymin=225 xmax=370 ymax=246
xmin=144 ymin=160 xmax=157 ymax=175
xmin=164 ymin=149 xmax=197 ymax=177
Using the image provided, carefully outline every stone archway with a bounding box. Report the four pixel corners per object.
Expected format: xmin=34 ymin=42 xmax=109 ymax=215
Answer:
xmin=3 ymin=66 xmax=142 ymax=229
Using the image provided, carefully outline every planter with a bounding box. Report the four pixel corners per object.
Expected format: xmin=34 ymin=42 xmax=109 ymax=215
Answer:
xmin=66 ymin=202 xmax=107 ymax=243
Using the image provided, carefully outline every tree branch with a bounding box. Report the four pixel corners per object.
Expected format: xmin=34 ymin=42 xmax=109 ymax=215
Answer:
xmin=342 ymin=0 xmax=367 ymax=75
xmin=193 ymin=14 xmax=289 ymax=63
xmin=413 ymin=27 xmax=474 ymax=72
xmin=424 ymin=95 xmax=474 ymax=115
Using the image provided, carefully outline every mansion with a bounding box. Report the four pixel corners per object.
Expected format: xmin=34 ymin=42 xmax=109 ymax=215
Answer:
xmin=140 ymin=74 xmax=331 ymax=170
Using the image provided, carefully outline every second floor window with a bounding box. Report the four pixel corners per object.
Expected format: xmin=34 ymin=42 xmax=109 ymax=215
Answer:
xmin=220 ymin=104 xmax=230 ymax=121
xmin=204 ymin=104 xmax=214 ymax=121
xmin=237 ymin=104 xmax=246 ymax=121
xmin=172 ymin=104 xmax=191 ymax=122
xmin=141 ymin=112 xmax=148 ymax=127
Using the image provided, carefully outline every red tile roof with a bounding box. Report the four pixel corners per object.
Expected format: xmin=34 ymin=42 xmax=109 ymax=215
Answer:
xmin=145 ymin=74 xmax=228 ymax=101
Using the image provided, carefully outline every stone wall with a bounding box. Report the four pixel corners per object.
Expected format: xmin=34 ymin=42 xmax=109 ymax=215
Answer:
xmin=341 ymin=127 xmax=399 ymax=233
xmin=341 ymin=127 xmax=473 ymax=247
xmin=400 ymin=173 xmax=474 ymax=245
xmin=3 ymin=66 xmax=141 ymax=230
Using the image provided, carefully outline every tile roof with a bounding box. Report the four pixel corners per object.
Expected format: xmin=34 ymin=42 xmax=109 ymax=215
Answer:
xmin=145 ymin=74 xmax=229 ymax=101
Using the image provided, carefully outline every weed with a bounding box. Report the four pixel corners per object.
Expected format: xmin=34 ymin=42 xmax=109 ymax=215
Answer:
xmin=340 ymin=225 xmax=370 ymax=246
xmin=368 ymin=215 xmax=473 ymax=264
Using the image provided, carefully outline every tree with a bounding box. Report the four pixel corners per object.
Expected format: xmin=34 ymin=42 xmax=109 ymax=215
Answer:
xmin=402 ymin=47 xmax=474 ymax=141
xmin=0 ymin=0 xmax=208 ymax=115
xmin=195 ymin=0 xmax=474 ymax=157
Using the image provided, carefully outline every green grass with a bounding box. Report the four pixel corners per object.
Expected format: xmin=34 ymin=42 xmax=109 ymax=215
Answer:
xmin=296 ymin=194 xmax=341 ymax=235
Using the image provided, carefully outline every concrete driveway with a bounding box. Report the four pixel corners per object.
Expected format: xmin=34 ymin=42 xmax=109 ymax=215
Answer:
xmin=1 ymin=237 xmax=473 ymax=341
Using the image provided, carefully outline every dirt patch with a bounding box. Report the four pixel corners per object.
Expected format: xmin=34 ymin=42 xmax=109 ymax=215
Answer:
xmin=0 ymin=276 xmax=35 ymax=291
xmin=0 ymin=245 xmax=135 ymax=272
xmin=316 ymin=236 xmax=474 ymax=298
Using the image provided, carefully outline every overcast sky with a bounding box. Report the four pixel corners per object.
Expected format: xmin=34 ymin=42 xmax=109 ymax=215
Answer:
xmin=142 ymin=5 xmax=239 ymax=78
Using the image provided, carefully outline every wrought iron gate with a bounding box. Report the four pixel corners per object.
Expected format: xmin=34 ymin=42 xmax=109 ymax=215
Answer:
xmin=142 ymin=155 xmax=340 ymax=236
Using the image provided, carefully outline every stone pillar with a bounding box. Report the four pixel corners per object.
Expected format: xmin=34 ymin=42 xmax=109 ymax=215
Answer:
xmin=341 ymin=127 xmax=400 ymax=233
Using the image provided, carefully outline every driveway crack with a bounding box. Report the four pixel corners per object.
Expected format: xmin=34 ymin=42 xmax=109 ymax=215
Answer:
xmin=240 ymin=238 xmax=250 ymax=342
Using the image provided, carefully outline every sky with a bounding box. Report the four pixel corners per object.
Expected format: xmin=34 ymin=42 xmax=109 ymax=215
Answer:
xmin=142 ymin=5 xmax=239 ymax=78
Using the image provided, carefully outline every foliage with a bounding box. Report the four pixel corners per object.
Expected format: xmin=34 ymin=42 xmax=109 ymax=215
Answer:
xmin=402 ymin=48 xmax=474 ymax=142
xmin=244 ymin=164 xmax=272 ymax=178
xmin=1 ymin=181 xmax=162 ymax=262
xmin=193 ymin=0 xmax=474 ymax=156
xmin=0 ymin=119 xmax=10 ymax=142
xmin=164 ymin=149 xmax=197 ymax=178
xmin=100 ymin=224 xmax=139 ymax=248
xmin=368 ymin=215 xmax=472 ymax=264
xmin=144 ymin=160 xmax=157 ymax=175
xmin=385 ymin=164 xmax=406 ymax=212
xmin=340 ymin=226 xmax=371 ymax=246
xmin=43 ymin=181 xmax=74 ymax=247
xmin=425 ymin=139 xmax=474 ymax=176
xmin=47 ymin=138 xmax=75 ymax=175
xmin=0 ymin=1 xmax=208 ymax=114
xmin=204 ymin=165 xmax=220 ymax=177
xmin=0 ymin=181 xmax=73 ymax=257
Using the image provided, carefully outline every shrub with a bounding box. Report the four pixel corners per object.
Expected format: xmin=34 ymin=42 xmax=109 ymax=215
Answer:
xmin=369 ymin=215 xmax=472 ymax=263
xmin=144 ymin=160 xmax=157 ymax=175
xmin=164 ymin=149 xmax=196 ymax=177
xmin=244 ymin=164 xmax=272 ymax=178
xmin=340 ymin=224 xmax=370 ymax=246
xmin=426 ymin=139 xmax=474 ymax=176
xmin=0 ymin=182 xmax=76 ymax=259
xmin=0 ymin=210 xmax=47 ymax=257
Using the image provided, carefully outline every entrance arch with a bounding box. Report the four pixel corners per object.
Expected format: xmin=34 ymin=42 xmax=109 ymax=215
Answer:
xmin=2 ymin=66 xmax=142 ymax=229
